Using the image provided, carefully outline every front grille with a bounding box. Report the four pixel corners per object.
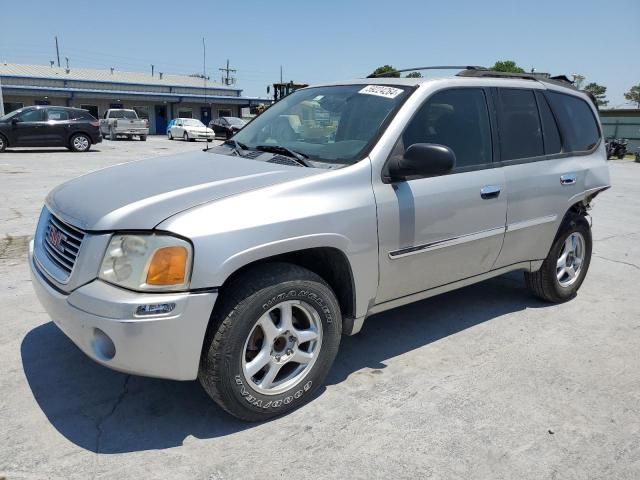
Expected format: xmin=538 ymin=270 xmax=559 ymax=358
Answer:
xmin=42 ymin=213 xmax=84 ymax=277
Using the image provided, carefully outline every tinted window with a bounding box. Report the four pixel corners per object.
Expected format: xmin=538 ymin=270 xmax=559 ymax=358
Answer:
xmin=535 ymin=92 xmax=562 ymax=154
xmin=546 ymin=91 xmax=600 ymax=152
xmin=17 ymin=109 xmax=44 ymax=122
xmin=399 ymin=88 xmax=492 ymax=168
xmin=47 ymin=109 xmax=70 ymax=121
xmin=497 ymin=89 xmax=543 ymax=160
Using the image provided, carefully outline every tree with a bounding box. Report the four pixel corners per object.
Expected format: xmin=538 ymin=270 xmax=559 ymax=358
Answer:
xmin=405 ymin=71 xmax=422 ymax=78
xmin=624 ymin=84 xmax=640 ymax=108
xmin=368 ymin=65 xmax=400 ymax=78
xmin=583 ymin=82 xmax=609 ymax=107
xmin=491 ymin=60 xmax=525 ymax=73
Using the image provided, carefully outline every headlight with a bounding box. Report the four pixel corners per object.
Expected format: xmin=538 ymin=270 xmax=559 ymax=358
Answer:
xmin=99 ymin=234 xmax=192 ymax=291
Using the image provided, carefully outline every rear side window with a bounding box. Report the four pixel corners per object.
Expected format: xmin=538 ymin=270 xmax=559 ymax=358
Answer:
xmin=535 ymin=92 xmax=562 ymax=154
xmin=46 ymin=109 xmax=70 ymax=121
xmin=71 ymin=110 xmax=96 ymax=121
xmin=546 ymin=91 xmax=600 ymax=152
xmin=496 ymin=89 xmax=543 ymax=160
xmin=399 ymin=88 xmax=492 ymax=169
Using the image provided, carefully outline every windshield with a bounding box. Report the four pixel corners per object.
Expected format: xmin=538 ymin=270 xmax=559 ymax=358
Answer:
xmin=224 ymin=117 xmax=246 ymax=126
xmin=232 ymin=84 xmax=412 ymax=164
xmin=0 ymin=109 xmax=24 ymax=122
xmin=110 ymin=110 xmax=138 ymax=119
xmin=183 ymin=119 xmax=205 ymax=127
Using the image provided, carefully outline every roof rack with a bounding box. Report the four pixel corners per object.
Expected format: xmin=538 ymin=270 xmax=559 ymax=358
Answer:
xmin=367 ymin=65 xmax=486 ymax=78
xmin=456 ymin=69 xmax=538 ymax=81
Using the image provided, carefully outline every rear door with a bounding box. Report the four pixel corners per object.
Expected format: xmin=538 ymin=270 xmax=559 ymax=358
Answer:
xmin=374 ymin=87 xmax=508 ymax=303
xmin=493 ymin=88 xmax=601 ymax=268
xmin=44 ymin=108 xmax=72 ymax=145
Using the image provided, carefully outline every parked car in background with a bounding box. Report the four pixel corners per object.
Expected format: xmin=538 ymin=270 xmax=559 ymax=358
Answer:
xmin=209 ymin=116 xmax=247 ymax=139
xmin=0 ymin=106 xmax=101 ymax=152
xmin=99 ymin=109 xmax=149 ymax=141
xmin=168 ymin=118 xmax=215 ymax=142
xmin=28 ymin=70 xmax=610 ymax=421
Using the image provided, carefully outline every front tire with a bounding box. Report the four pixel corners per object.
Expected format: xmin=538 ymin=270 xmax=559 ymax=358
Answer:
xmin=183 ymin=132 xmax=189 ymax=142
xmin=524 ymin=214 xmax=592 ymax=303
xmin=0 ymin=134 xmax=7 ymax=152
xmin=140 ymin=135 xmax=147 ymax=141
xmin=69 ymin=133 xmax=91 ymax=152
xmin=199 ymin=263 xmax=342 ymax=421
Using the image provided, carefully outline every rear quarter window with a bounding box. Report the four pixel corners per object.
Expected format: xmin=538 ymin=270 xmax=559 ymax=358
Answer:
xmin=545 ymin=91 xmax=600 ymax=152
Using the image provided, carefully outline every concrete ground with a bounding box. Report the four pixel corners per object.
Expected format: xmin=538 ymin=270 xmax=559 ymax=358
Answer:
xmin=1 ymin=138 xmax=638 ymax=480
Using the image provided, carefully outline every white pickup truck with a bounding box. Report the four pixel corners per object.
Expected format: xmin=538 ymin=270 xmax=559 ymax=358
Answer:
xmin=99 ymin=109 xmax=149 ymax=141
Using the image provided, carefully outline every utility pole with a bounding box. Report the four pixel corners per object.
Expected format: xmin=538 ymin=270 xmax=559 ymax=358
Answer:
xmin=219 ymin=59 xmax=236 ymax=86
xmin=280 ymin=65 xmax=283 ymax=83
xmin=55 ymin=36 xmax=60 ymax=67
xmin=203 ymin=37 xmax=209 ymax=150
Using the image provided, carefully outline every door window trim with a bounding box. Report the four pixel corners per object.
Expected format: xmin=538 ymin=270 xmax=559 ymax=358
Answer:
xmin=382 ymin=86 xmax=496 ymax=183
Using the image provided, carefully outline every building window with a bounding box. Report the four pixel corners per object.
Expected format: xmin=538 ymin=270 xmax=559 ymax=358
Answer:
xmin=218 ymin=109 xmax=232 ymax=118
xmin=133 ymin=106 xmax=149 ymax=120
xmin=110 ymin=103 xmax=124 ymax=109
xmin=178 ymin=109 xmax=192 ymax=118
xmin=3 ymin=102 xmax=23 ymax=114
xmin=35 ymin=100 xmax=51 ymax=106
xmin=80 ymin=104 xmax=99 ymax=119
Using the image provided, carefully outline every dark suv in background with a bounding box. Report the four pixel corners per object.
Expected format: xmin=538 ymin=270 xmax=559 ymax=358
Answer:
xmin=0 ymin=106 xmax=102 ymax=152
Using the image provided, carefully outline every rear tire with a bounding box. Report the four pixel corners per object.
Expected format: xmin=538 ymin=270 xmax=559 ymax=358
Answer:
xmin=109 ymin=128 xmax=117 ymax=141
xmin=140 ymin=135 xmax=147 ymax=141
xmin=199 ymin=263 xmax=342 ymax=421
xmin=168 ymin=131 xmax=173 ymax=140
xmin=69 ymin=133 xmax=91 ymax=152
xmin=524 ymin=214 xmax=592 ymax=303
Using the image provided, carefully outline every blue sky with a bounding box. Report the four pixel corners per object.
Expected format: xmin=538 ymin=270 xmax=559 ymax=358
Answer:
xmin=1 ymin=0 xmax=638 ymax=105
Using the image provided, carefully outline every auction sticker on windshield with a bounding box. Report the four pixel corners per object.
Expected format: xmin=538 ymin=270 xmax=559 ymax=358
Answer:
xmin=358 ymin=85 xmax=404 ymax=99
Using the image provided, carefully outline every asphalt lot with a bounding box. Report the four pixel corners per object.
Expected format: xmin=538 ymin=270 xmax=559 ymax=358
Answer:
xmin=1 ymin=137 xmax=639 ymax=480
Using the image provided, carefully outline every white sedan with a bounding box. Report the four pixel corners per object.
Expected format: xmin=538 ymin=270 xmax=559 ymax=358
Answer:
xmin=168 ymin=118 xmax=215 ymax=142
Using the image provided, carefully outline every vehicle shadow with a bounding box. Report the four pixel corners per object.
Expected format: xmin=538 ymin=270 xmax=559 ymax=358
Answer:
xmin=21 ymin=272 xmax=544 ymax=453
xmin=7 ymin=149 xmax=100 ymax=153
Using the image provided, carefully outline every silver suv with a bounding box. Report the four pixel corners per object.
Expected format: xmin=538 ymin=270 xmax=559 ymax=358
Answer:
xmin=29 ymin=68 xmax=610 ymax=420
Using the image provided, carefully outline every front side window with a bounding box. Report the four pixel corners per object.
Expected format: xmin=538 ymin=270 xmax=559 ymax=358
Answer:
xmin=183 ymin=119 xmax=205 ymax=127
xmin=546 ymin=91 xmax=600 ymax=152
xmin=393 ymin=88 xmax=492 ymax=169
xmin=497 ymin=89 xmax=543 ymax=161
xmin=17 ymin=109 xmax=44 ymax=122
xmin=233 ymin=84 xmax=412 ymax=164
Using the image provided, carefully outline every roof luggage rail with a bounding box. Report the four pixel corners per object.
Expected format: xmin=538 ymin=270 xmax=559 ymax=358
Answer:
xmin=456 ymin=69 xmax=539 ymax=81
xmin=366 ymin=65 xmax=486 ymax=78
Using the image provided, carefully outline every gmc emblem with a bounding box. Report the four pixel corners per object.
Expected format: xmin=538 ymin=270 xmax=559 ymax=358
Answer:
xmin=46 ymin=224 xmax=66 ymax=253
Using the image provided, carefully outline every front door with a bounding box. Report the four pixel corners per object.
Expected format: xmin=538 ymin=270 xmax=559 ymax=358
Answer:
xmin=373 ymin=87 xmax=507 ymax=304
xmin=154 ymin=105 xmax=167 ymax=135
xmin=200 ymin=107 xmax=211 ymax=125
xmin=12 ymin=108 xmax=47 ymax=146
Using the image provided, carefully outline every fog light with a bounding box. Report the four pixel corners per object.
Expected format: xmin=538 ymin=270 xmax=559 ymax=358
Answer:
xmin=135 ymin=303 xmax=176 ymax=316
xmin=91 ymin=328 xmax=116 ymax=360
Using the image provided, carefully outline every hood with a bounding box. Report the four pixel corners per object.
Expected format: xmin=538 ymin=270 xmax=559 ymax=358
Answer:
xmin=46 ymin=150 xmax=322 ymax=231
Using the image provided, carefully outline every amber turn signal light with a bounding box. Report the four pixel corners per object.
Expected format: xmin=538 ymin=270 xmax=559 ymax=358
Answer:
xmin=146 ymin=246 xmax=188 ymax=286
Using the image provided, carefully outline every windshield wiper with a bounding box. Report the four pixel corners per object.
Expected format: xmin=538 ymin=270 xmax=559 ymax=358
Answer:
xmin=254 ymin=145 xmax=312 ymax=167
xmin=222 ymin=139 xmax=248 ymax=156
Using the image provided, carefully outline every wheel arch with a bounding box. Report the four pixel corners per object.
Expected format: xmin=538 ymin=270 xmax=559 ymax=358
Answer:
xmin=68 ymin=130 xmax=94 ymax=145
xmin=217 ymin=246 xmax=357 ymax=322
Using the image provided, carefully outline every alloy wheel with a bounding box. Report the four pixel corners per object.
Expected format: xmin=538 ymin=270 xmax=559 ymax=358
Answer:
xmin=241 ymin=300 xmax=323 ymax=395
xmin=556 ymin=232 xmax=586 ymax=287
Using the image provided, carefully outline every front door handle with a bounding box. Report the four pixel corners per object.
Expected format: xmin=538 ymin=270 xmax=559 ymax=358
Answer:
xmin=560 ymin=173 xmax=577 ymax=185
xmin=480 ymin=185 xmax=501 ymax=199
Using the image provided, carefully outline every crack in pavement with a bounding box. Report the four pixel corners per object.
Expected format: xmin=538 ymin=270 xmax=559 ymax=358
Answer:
xmin=92 ymin=375 xmax=131 ymax=479
xmin=595 ymin=231 xmax=640 ymax=242
xmin=593 ymin=254 xmax=640 ymax=271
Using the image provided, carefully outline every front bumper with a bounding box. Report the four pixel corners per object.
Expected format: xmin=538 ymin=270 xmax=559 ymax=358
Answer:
xmin=29 ymin=241 xmax=217 ymax=380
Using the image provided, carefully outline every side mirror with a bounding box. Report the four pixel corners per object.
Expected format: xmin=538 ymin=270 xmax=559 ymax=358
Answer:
xmin=11 ymin=118 xmax=20 ymax=126
xmin=388 ymin=143 xmax=456 ymax=180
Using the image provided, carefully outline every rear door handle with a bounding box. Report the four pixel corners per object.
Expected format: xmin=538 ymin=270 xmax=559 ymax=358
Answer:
xmin=480 ymin=185 xmax=501 ymax=199
xmin=560 ymin=173 xmax=577 ymax=185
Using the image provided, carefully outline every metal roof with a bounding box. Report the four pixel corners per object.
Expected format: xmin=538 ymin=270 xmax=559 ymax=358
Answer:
xmin=0 ymin=62 xmax=239 ymax=91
